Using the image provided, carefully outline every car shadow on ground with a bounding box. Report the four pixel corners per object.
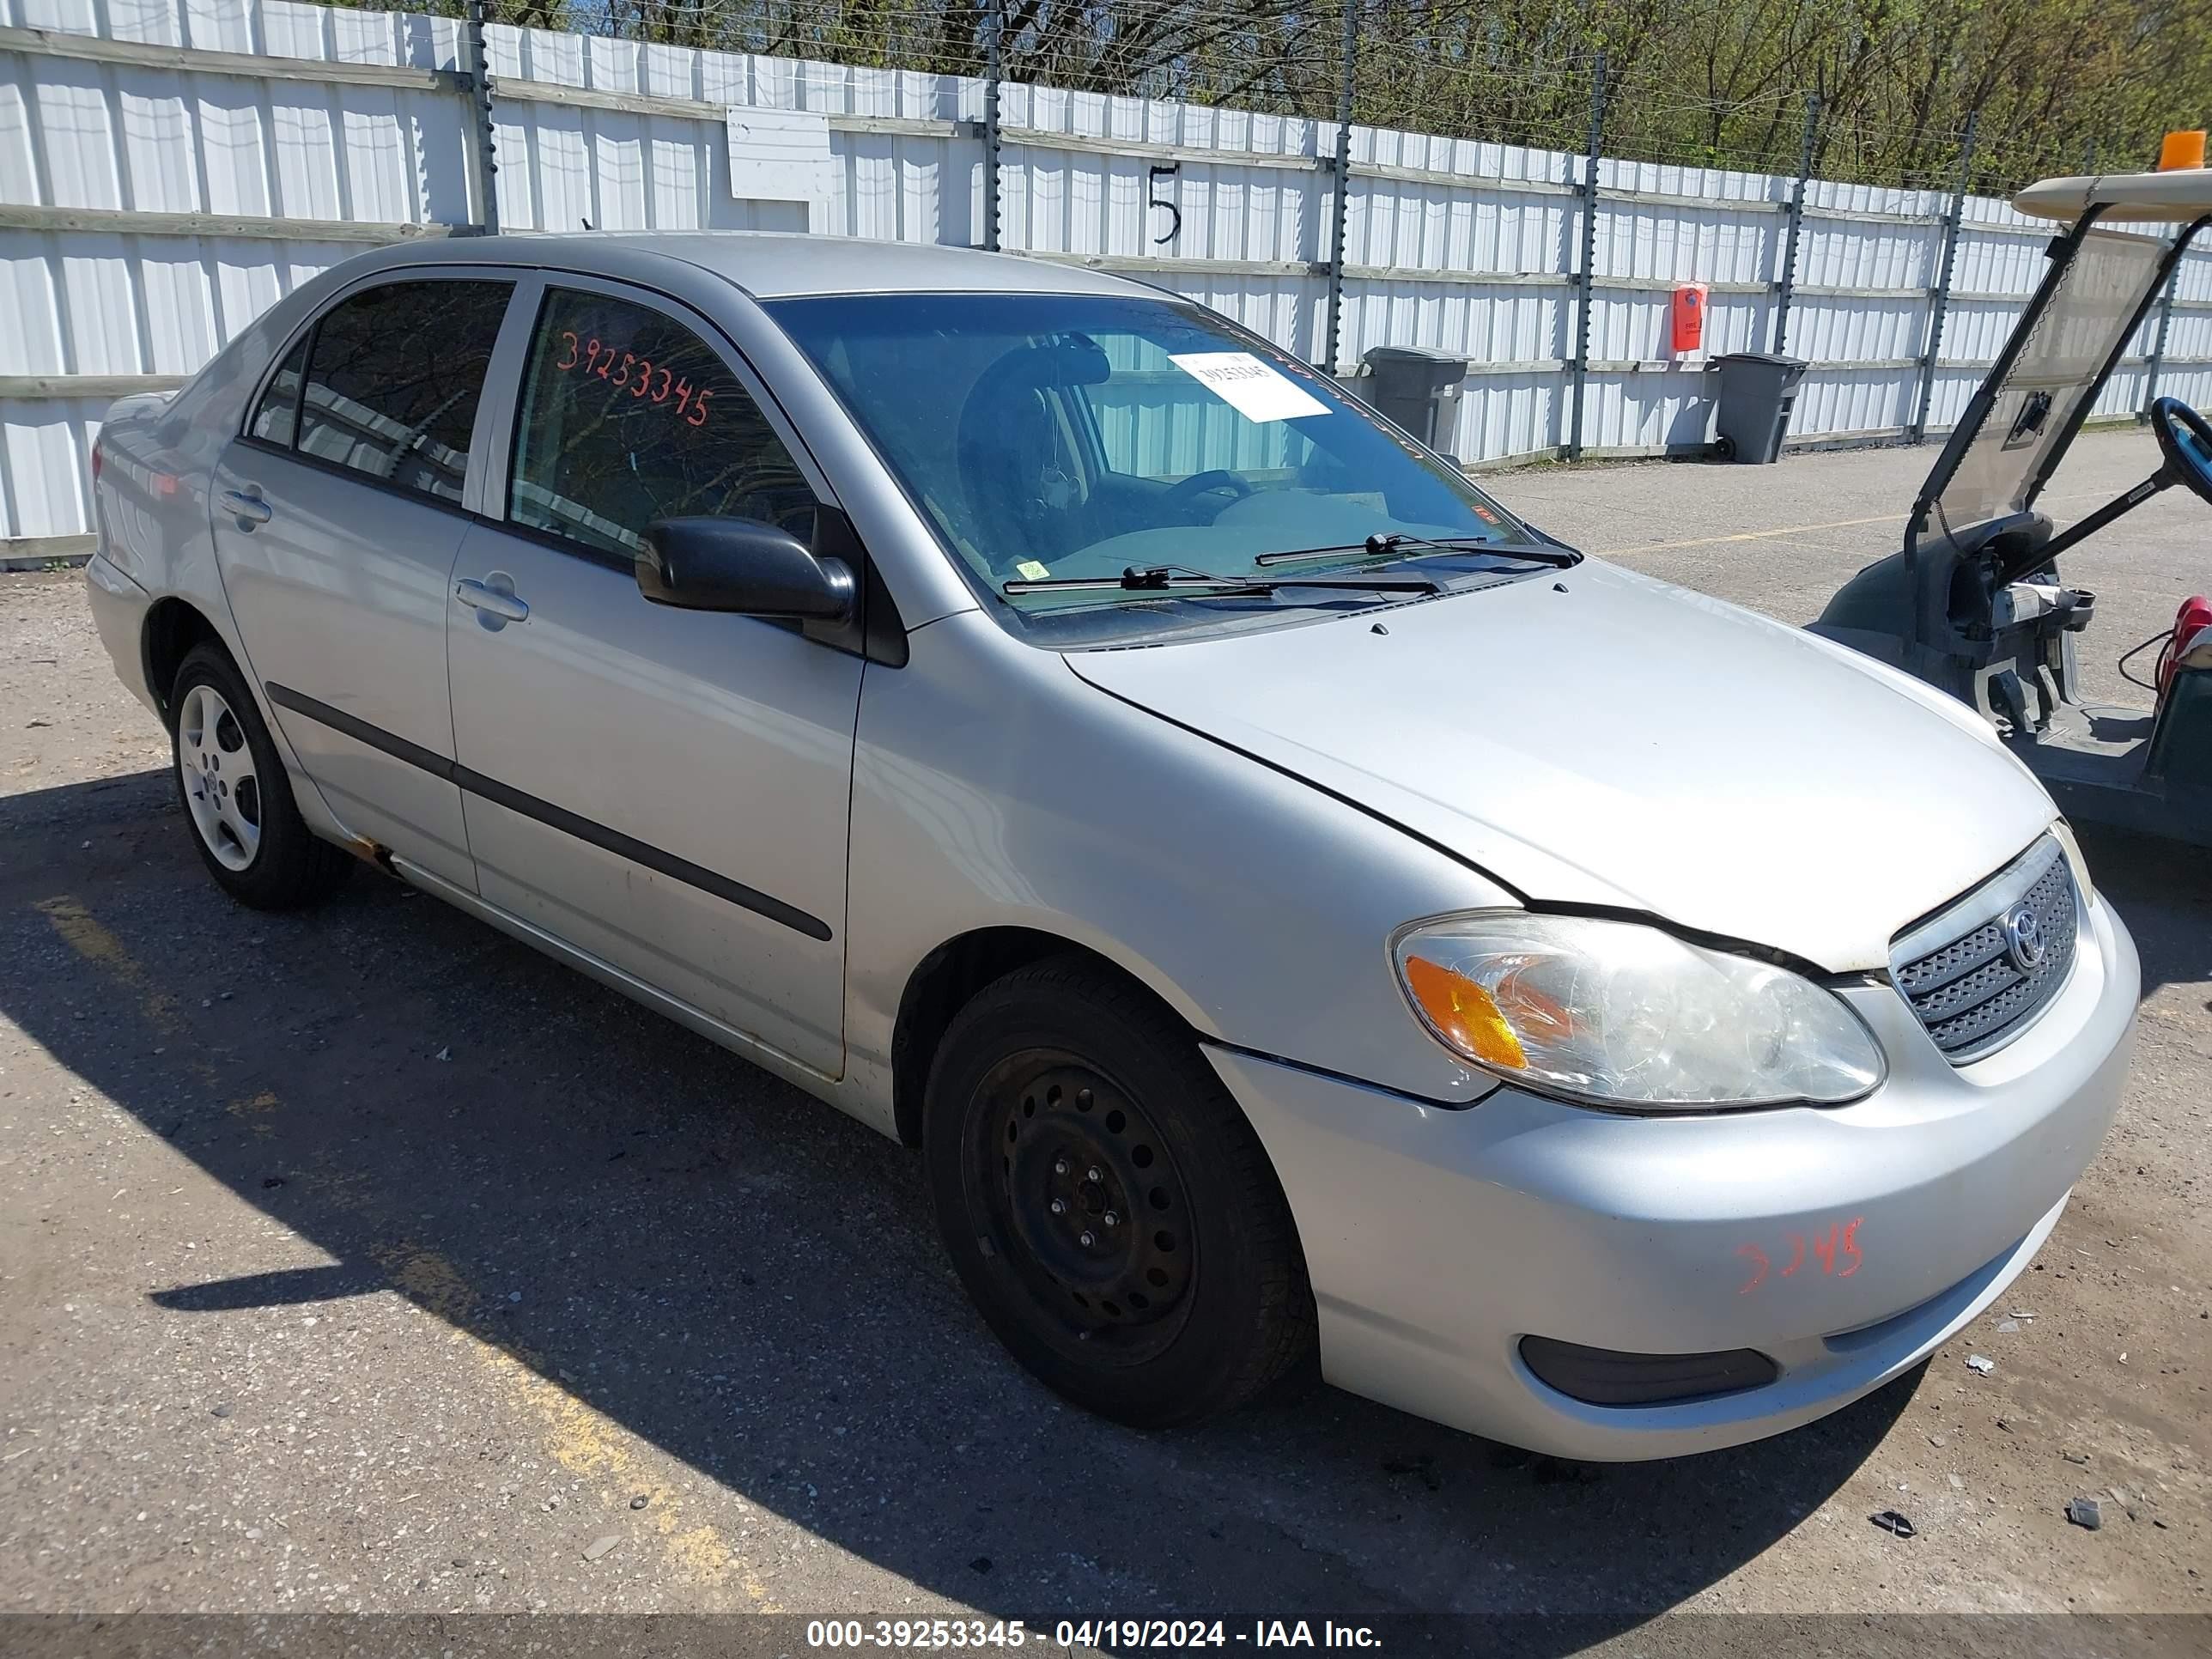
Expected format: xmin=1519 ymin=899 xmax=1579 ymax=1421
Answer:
xmin=33 ymin=768 xmax=2161 ymax=1636
xmin=2074 ymin=823 xmax=2212 ymax=1001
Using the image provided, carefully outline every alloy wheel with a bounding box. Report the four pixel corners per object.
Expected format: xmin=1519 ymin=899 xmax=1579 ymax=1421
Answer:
xmin=177 ymin=683 xmax=262 ymax=872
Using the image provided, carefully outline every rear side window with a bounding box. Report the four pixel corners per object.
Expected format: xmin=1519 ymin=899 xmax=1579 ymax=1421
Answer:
xmin=507 ymin=288 xmax=815 ymax=559
xmin=248 ymin=334 xmax=307 ymax=446
xmin=291 ymin=279 xmax=512 ymax=505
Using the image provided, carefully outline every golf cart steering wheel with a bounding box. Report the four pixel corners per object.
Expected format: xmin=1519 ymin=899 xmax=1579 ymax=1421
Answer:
xmin=2150 ymin=397 xmax=2212 ymax=507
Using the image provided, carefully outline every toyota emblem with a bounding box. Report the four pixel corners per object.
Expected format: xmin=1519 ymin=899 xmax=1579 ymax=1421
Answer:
xmin=2003 ymin=902 xmax=2046 ymax=971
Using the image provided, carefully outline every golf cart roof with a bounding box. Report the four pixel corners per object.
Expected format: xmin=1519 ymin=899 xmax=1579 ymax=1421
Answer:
xmin=2014 ymin=167 xmax=2212 ymax=223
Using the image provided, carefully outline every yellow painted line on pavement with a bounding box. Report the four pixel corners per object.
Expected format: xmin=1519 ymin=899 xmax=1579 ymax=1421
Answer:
xmin=1601 ymin=510 xmax=1910 ymax=556
xmin=368 ymin=1240 xmax=779 ymax=1607
xmin=1595 ymin=487 xmax=2114 ymax=558
xmin=226 ymin=1087 xmax=280 ymax=1137
xmin=35 ymin=894 xmax=222 ymax=1094
xmin=496 ymin=1337 xmax=769 ymax=1598
xmin=35 ymin=891 xmax=774 ymax=1605
xmin=35 ymin=895 xmax=186 ymax=1038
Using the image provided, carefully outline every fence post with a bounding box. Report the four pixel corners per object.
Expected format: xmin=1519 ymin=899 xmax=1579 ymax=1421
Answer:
xmin=1565 ymin=52 xmax=1607 ymax=460
xmin=1771 ymin=94 xmax=1819 ymax=355
xmin=2140 ymin=256 xmax=2181 ymax=419
xmin=1911 ymin=111 xmax=1977 ymax=444
xmin=462 ymin=0 xmax=500 ymax=235
xmin=981 ymin=0 xmax=1002 ymax=252
xmin=1321 ymin=0 xmax=1358 ymax=374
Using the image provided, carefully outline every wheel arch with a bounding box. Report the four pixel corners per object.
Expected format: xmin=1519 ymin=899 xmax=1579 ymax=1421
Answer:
xmin=141 ymin=595 xmax=228 ymax=727
xmin=890 ymin=926 xmax=1200 ymax=1150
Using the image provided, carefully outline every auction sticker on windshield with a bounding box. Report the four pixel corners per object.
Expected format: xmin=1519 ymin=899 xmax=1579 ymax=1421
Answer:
xmin=1169 ymin=351 xmax=1328 ymax=422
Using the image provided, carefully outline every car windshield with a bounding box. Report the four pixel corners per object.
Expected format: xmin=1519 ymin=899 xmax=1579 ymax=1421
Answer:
xmin=764 ymin=291 xmax=1543 ymax=640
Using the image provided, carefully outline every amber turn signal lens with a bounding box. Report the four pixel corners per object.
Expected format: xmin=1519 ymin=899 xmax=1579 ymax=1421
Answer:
xmin=2158 ymin=131 xmax=2206 ymax=172
xmin=1402 ymin=955 xmax=1528 ymax=1070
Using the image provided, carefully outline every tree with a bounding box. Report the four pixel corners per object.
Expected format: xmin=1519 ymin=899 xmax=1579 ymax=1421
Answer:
xmin=322 ymin=0 xmax=2212 ymax=187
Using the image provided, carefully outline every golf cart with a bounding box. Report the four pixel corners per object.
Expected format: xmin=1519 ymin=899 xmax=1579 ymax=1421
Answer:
xmin=1812 ymin=157 xmax=2212 ymax=846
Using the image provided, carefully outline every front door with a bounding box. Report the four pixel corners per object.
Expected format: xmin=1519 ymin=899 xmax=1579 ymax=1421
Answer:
xmin=210 ymin=274 xmax=515 ymax=890
xmin=445 ymin=278 xmax=861 ymax=1077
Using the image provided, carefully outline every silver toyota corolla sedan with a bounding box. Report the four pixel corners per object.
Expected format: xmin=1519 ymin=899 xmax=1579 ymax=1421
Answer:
xmin=85 ymin=233 xmax=2138 ymax=1460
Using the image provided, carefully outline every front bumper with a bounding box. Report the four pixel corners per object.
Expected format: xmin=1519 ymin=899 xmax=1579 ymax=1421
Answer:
xmin=1208 ymin=896 xmax=2138 ymax=1460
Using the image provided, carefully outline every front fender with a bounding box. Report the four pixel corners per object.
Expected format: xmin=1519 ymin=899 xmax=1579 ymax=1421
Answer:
xmin=842 ymin=611 xmax=1516 ymax=1137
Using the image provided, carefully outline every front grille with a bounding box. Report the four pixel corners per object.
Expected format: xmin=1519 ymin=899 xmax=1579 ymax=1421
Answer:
xmin=1892 ymin=838 xmax=2078 ymax=1062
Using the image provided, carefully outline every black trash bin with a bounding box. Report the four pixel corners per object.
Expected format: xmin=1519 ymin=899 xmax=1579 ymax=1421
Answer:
xmin=1358 ymin=343 xmax=1469 ymax=453
xmin=1710 ymin=351 xmax=1807 ymax=464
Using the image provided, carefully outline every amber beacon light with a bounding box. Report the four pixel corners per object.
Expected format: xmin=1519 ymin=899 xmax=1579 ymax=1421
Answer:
xmin=2157 ymin=130 xmax=2206 ymax=171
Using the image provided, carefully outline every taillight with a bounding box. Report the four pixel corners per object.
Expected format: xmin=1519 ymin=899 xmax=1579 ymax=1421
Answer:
xmin=90 ymin=437 xmax=104 ymax=484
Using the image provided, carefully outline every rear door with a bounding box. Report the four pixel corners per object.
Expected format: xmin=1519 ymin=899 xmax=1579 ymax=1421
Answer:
xmin=211 ymin=272 xmax=515 ymax=890
xmin=444 ymin=276 xmax=862 ymax=1077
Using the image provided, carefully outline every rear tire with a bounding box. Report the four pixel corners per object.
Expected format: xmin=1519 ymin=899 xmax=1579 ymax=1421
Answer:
xmin=169 ymin=642 xmax=352 ymax=910
xmin=923 ymin=957 xmax=1315 ymax=1427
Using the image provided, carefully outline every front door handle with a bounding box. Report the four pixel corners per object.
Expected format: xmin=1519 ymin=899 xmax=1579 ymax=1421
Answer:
xmin=455 ymin=574 xmax=530 ymax=625
xmin=218 ymin=487 xmax=272 ymax=528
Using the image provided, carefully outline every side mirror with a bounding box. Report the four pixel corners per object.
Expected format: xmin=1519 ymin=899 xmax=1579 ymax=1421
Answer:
xmin=637 ymin=516 xmax=855 ymax=622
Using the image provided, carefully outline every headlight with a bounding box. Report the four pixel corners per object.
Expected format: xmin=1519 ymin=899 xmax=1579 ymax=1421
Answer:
xmin=1391 ymin=913 xmax=1884 ymax=1110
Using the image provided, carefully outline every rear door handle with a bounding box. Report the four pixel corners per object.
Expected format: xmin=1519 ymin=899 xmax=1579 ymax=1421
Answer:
xmin=455 ymin=574 xmax=530 ymax=624
xmin=218 ymin=487 xmax=271 ymax=527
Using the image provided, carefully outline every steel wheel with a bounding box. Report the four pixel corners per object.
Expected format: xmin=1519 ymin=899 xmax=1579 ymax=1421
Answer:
xmin=968 ymin=1049 xmax=1199 ymax=1366
xmin=176 ymin=682 xmax=262 ymax=872
xmin=928 ymin=959 xmax=1309 ymax=1433
xmin=926 ymin=957 xmax=1316 ymax=1426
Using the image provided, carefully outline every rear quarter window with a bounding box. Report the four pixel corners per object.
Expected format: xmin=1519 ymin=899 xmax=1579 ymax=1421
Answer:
xmin=248 ymin=335 xmax=307 ymax=447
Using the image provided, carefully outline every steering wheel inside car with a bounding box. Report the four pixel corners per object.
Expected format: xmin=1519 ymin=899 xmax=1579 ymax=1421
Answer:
xmin=2151 ymin=397 xmax=2212 ymax=506
xmin=1162 ymin=469 xmax=1255 ymax=519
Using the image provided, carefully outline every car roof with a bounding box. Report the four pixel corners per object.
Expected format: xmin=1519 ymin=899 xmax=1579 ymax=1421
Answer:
xmin=362 ymin=230 xmax=1154 ymax=301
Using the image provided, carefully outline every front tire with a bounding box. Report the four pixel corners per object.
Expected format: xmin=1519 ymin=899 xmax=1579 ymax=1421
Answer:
xmin=923 ymin=957 xmax=1315 ymax=1427
xmin=169 ymin=643 xmax=351 ymax=909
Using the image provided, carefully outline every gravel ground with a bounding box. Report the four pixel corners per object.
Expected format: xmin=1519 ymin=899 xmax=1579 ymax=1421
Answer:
xmin=0 ymin=429 xmax=2206 ymax=1636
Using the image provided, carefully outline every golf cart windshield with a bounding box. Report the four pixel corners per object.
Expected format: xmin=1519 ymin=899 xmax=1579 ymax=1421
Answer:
xmin=1931 ymin=225 xmax=2171 ymax=538
xmin=1920 ymin=162 xmax=2212 ymax=546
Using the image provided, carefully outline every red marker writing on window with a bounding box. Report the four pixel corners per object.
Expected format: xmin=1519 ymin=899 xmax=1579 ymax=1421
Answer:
xmin=554 ymin=337 xmax=715 ymax=428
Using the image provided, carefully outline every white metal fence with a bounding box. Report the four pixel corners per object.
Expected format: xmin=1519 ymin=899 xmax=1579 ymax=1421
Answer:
xmin=3 ymin=0 xmax=2209 ymax=554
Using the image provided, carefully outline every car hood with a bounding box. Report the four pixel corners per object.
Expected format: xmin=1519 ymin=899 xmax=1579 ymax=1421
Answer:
xmin=1064 ymin=559 xmax=2057 ymax=972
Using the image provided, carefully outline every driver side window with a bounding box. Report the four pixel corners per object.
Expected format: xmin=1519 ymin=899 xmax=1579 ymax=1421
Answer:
xmin=508 ymin=288 xmax=816 ymax=561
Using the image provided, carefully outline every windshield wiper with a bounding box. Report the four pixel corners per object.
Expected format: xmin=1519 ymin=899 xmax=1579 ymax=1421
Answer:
xmin=1255 ymin=532 xmax=1580 ymax=568
xmin=1002 ymin=562 xmax=1440 ymax=598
